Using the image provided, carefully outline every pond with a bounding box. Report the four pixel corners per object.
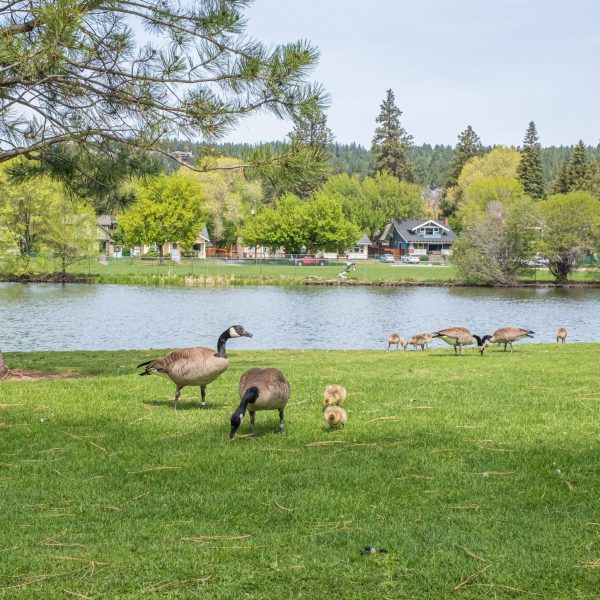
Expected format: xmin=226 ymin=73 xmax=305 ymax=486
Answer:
xmin=0 ymin=282 xmax=598 ymax=351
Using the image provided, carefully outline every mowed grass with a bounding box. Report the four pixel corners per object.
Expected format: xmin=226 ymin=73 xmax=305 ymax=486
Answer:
xmin=1 ymin=345 xmax=600 ymax=598
xmin=66 ymin=256 xmax=600 ymax=287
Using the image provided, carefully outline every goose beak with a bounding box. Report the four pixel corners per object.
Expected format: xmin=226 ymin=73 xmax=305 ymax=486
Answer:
xmin=243 ymin=331 xmax=253 ymax=338
xmin=229 ymin=429 xmax=236 ymax=439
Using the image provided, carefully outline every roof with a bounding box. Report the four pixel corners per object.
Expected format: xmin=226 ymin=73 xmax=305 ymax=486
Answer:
xmin=197 ymin=225 xmax=210 ymax=242
xmin=97 ymin=214 xmax=116 ymax=227
xmin=356 ymin=235 xmax=372 ymax=246
xmin=380 ymin=220 xmax=457 ymax=243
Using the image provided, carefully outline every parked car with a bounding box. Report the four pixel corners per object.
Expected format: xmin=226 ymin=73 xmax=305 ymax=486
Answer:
xmin=295 ymin=256 xmax=330 ymax=266
xmin=379 ymin=254 xmax=395 ymax=263
xmin=400 ymin=255 xmax=420 ymax=264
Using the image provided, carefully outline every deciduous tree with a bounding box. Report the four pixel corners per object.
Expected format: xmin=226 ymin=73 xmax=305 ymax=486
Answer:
xmin=120 ymin=173 xmax=206 ymax=262
xmin=536 ymin=191 xmax=600 ymax=282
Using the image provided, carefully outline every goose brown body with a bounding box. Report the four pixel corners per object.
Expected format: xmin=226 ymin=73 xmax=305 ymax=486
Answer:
xmin=403 ymin=332 xmax=433 ymax=351
xmin=137 ymin=325 xmax=252 ymax=409
xmin=387 ymin=333 xmax=403 ymax=350
xmin=229 ymin=368 xmax=291 ymax=438
xmin=482 ymin=326 xmax=534 ymax=353
xmin=432 ymin=327 xmax=483 ymax=354
xmin=556 ymin=327 xmax=568 ymax=343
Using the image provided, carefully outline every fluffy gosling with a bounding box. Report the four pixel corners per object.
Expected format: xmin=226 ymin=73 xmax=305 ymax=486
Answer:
xmin=387 ymin=333 xmax=403 ymax=350
xmin=323 ymin=384 xmax=347 ymax=408
xmin=324 ymin=405 xmax=347 ymax=431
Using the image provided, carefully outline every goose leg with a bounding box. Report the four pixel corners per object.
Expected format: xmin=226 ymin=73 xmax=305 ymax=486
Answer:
xmin=509 ymin=342 xmax=514 ymax=353
xmin=200 ymin=385 xmax=206 ymax=409
xmin=504 ymin=343 xmax=508 ymax=352
xmin=278 ymin=408 xmax=285 ymax=433
xmin=250 ymin=411 xmax=255 ymax=435
xmin=173 ymin=387 xmax=181 ymax=410
xmin=387 ymin=343 xmax=391 ymax=351
xmin=454 ymin=346 xmax=458 ymax=355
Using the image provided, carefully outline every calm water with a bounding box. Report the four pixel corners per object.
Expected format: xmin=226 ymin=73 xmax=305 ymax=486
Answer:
xmin=0 ymin=282 xmax=598 ymax=351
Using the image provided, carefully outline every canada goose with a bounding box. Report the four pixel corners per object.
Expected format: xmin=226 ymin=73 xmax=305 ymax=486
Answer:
xmin=324 ymin=405 xmax=347 ymax=431
xmin=137 ymin=325 xmax=252 ymax=410
xmin=387 ymin=333 xmax=403 ymax=350
xmin=556 ymin=327 xmax=568 ymax=343
xmin=480 ymin=327 xmax=534 ymax=354
xmin=229 ymin=368 xmax=291 ymax=439
xmin=323 ymin=384 xmax=347 ymax=408
xmin=432 ymin=327 xmax=485 ymax=355
xmin=403 ymin=332 xmax=433 ymax=351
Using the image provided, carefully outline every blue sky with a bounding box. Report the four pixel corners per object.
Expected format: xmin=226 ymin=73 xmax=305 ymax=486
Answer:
xmin=224 ymin=0 xmax=600 ymax=147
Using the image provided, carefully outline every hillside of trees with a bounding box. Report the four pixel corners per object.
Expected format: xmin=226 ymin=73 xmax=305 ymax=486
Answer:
xmin=160 ymin=139 xmax=600 ymax=190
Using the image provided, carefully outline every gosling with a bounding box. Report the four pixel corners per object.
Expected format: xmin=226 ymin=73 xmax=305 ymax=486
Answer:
xmin=403 ymin=332 xmax=433 ymax=351
xmin=387 ymin=333 xmax=403 ymax=350
xmin=323 ymin=384 xmax=347 ymax=408
xmin=556 ymin=327 xmax=568 ymax=343
xmin=324 ymin=405 xmax=347 ymax=431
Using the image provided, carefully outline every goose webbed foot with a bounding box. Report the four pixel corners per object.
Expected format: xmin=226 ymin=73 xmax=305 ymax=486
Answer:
xmin=200 ymin=385 xmax=206 ymax=410
xmin=278 ymin=409 xmax=285 ymax=433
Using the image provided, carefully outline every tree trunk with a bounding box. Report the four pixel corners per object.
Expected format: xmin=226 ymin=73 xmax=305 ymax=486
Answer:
xmin=158 ymin=243 xmax=165 ymax=265
xmin=0 ymin=349 xmax=9 ymax=375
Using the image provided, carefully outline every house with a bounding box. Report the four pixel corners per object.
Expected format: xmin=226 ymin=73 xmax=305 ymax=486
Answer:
xmin=378 ymin=219 xmax=456 ymax=257
xmin=147 ymin=225 xmax=211 ymax=260
xmin=96 ymin=215 xmax=118 ymax=255
xmin=346 ymin=235 xmax=372 ymax=260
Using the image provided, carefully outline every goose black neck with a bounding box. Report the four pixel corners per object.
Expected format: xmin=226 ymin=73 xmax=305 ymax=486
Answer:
xmin=472 ymin=335 xmax=483 ymax=346
xmin=216 ymin=329 xmax=231 ymax=358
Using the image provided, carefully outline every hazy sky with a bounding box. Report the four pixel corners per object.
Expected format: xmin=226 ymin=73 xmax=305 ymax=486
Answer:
xmin=224 ymin=0 xmax=600 ymax=148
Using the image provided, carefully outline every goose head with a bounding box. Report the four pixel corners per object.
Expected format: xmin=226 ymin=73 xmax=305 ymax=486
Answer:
xmin=228 ymin=325 xmax=253 ymax=338
xmin=478 ymin=335 xmax=492 ymax=354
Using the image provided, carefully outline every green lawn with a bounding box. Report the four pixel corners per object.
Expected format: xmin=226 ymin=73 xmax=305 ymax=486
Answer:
xmin=1 ymin=345 xmax=600 ymax=598
xmin=65 ymin=256 xmax=598 ymax=287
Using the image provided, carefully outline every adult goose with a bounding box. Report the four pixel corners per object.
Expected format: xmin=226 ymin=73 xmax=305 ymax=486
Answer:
xmin=432 ymin=327 xmax=485 ymax=355
xmin=137 ymin=325 xmax=252 ymax=409
xmin=480 ymin=327 xmax=534 ymax=354
xmin=229 ymin=368 xmax=291 ymax=439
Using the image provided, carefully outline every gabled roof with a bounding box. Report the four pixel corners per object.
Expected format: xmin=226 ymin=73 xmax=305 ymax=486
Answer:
xmin=381 ymin=220 xmax=457 ymax=243
xmin=197 ymin=225 xmax=210 ymax=241
xmin=356 ymin=235 xmax=372 ymax=246
xmin=409 ymin=219 xmax=449 ymax=233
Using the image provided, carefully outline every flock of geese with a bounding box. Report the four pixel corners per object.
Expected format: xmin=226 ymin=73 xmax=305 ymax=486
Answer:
xmin=388 ymin=326 xmax=568 ymax=355
xmin=135 ymin=323 xmax=569 ymax=439
xmin=137 ymin=325 xmax=349 ymax=439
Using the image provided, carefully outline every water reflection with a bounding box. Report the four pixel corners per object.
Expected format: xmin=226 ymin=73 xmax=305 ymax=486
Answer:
xmin=1 ymin=282 xmax=599 ymax=351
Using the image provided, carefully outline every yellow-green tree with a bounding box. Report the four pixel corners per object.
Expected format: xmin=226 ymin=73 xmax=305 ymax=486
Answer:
xmin=120 ymin=173 xmax=205 ymax=262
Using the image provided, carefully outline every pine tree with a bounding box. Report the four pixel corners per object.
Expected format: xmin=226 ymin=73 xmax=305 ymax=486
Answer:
xmin=445 ymin=126 xmax=484 ymax=189
xmin=371 ymin=89 xmax=415 ymax=182
xmin=551 ymin=162 xmax=571 ymax=194
xmin=568 ymin=140 xmax=589 ymax=190
xmin=440 ymin=125 xmax=484 ymax=216
xmin=517 ymin=121 xmax=545 ymax=199
xmin=582 ymin=159 xmax=600 ymax=199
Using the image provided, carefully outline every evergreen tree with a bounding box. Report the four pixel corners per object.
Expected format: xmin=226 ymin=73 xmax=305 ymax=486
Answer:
xmin=582 ymin=159 xmax=600 ymax=199
xmin=568 ymin=140 xmax=590 ymax=190
xmin=445 ymin=126 xmax=485 ymax=190
xmin=371 ymin=90 xmax=415 ymax=182
xmin=440 ymin=125 xmax=484 ymax=216
xmin=551 ymin=162 xmax=571 ymax=194
xmin=517 ymin=121 xmax=546 ymax=199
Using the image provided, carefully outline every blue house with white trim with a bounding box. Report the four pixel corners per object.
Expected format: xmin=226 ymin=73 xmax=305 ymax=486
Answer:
xmin=378 ymin=219 xmax=457 ymax=256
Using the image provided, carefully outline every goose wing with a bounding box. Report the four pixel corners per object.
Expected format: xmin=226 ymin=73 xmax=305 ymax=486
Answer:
xmin=239 ymin=368 xmax=291 ymax=409
xmin=433 ymin=327 xmax=471 ymax=339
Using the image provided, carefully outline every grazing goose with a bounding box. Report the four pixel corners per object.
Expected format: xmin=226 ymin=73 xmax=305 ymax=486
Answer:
xmin=556 ymin=327 xmax=568 ymax=343
xmin=480 ymin=327 xmax=534 ymax=354
xmin=387 ymin=333 xmax=403 ymax=350
xmin=432 ymin=327 xmax=485 ymax=355
xmin=137 ymin=325 xmax=252 ymax=410
xmin=323 ymin=384 xmax=347 ymax=408
xmin=324 ymin=405 xmax=347 ymax=431
xmin=229 ymin=368 xmax=291 ymax=439
xmin=403 ymin=332 xmax=433 ymax=351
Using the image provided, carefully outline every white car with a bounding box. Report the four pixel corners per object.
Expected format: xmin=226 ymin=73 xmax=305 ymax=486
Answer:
xmin=400 ymin=255 xmax=420 ymax=264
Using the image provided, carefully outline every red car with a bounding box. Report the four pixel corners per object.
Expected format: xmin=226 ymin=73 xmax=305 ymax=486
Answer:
xmin=295 ymin=256 xmax=330 ymax=266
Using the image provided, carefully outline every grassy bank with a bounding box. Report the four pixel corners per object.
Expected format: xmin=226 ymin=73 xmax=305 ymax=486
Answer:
xmin=59 ymin=257 xmax=598 ymax=287
xmin=2 ymin=345 xmax=600 ymax=598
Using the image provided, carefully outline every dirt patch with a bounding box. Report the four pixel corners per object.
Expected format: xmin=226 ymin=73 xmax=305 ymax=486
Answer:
xmin=0 ymin=370 xmax=84 ymax=382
